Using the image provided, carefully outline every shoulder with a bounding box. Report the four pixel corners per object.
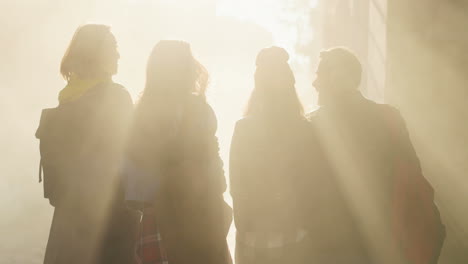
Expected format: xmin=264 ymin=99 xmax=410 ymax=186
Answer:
xmin=234 ymin=116 xmax=260 ymax=132
xmin=88 ymin=83 xmax=134 ymax=122
xmin=187 ymin=93 xmax=208 ymax=110
xmin=235 ymin=116 xmax=253 ymax=126
xmin=379 ymin=103 xmax=401 ymax=116
xmin=235 ymin=115 xmax=311 ymax=134
xmin=360 ymin=97 xmax=400 ymax=116
xmin=186 ymin=94 xmax=218 ymax=133
xmin=82 ymin=82 xmax=133 ymax=108
xmin=102 ymin=82 xmax=132 ymax=103
xmin=231 ymin=117 xmax=261 ymax=143
xmin=373 ymin=102 xmax=404 ymax=121
xmin=375 ymin=103 xmax=408 ymax=133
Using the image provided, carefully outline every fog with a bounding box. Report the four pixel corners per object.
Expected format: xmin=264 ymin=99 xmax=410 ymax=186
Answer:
xmin=1 ymin=0 xmax=467 ymax=263
xmin=0 ymin=0 xmax=319 ymax=262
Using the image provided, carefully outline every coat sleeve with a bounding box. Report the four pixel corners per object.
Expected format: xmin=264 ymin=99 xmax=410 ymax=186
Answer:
xmin=229 ymin=120 xmax=245 ymax=200
xmin=177 ymin=98 xmax=227 ymax=198
xmin=229 ymin=119 xmax=252 ymax=230
xmin=386 ymin=107 xmax=422 ymax=171
xmin=203 ymin=102 xmax=227 ymax=196
xmin=384 ymin=106 xmax=444 ymax=264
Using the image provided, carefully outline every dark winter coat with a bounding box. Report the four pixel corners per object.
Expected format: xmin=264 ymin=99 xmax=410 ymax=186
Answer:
xmin=37 ymin=83 xmax=136 ymax=264
xmin=309 ymin=92 xmax=443 ymax=264
xmin=129 ymin=94 xmax=232 ymax=264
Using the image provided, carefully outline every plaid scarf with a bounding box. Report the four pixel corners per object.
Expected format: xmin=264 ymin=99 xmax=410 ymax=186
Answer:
xmin=134 ymin=208 xmax=168 ymax=264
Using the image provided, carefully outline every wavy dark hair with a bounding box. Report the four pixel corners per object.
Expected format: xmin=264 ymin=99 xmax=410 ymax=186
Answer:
xmin=244 ymin=46 xmax=303 ymax=118
xmin=140 ymin=40 xmax=208 ymax=101
xmin=130 ymin=40 xmax=209 ymax=170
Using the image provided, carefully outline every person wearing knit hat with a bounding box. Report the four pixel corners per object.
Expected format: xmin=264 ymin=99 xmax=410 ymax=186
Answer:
xmin=230 ymin=46 xmax=319 ymax=264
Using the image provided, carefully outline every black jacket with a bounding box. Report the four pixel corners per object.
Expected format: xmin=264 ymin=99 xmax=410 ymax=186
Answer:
xmin=37 ymin=83 xmax=136 ymax=264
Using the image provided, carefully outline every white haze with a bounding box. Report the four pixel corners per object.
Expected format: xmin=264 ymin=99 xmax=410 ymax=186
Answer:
xmin=0 ymin=0 xmax=319 ymax=262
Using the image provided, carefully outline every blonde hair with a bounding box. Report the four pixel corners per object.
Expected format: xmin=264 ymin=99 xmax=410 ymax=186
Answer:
xmin=60 ymin=24 xmax=118 ymax=81
xmin=130 ymin=40 xmax=210 ymax=170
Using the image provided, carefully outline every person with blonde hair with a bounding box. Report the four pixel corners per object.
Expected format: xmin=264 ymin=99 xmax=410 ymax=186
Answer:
xmin=36 ymin=24 xmax=135 ymax=264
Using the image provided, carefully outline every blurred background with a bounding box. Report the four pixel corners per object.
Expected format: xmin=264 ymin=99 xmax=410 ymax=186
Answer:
xmin=0 ymin=0 xmax=467 ymax=263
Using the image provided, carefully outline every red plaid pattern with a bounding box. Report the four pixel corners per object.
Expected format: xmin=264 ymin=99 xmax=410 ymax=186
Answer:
xmin=384 ymin=108 xmax=445 ymax=264
xmin=134 ymin=208 xmax=168 ymax=264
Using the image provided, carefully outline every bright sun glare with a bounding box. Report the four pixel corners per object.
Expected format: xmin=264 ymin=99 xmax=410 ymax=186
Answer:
xmin=5 ymin=1 xmax=468 ymax=263
xmin=217 ymin=0 xmax=317 ymax=62
xmin=2 ymin=0 xmax=321 ymax=260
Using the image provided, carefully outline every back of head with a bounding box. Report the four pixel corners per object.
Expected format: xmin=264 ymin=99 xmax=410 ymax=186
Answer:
xmin=245 ymin=46 xmax=303 ymax=118
xmin=130 ymin=40 xmax=209 ymax=169
xmin=61 ymin=24 xmax=118 ymax=81
xmin=318 ymin=47 xmax=362 ymax=90
xmin=142 ymin=40 xmax=208 ymax=100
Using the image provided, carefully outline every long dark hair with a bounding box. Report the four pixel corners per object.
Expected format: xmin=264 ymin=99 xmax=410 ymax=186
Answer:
xmin=141 ymin=40 xmax=208 ymax=101
xmin=244 ymin=46 xmax=303 ymax=118
xmin=129 ymin=40 xmax=209 ymax=169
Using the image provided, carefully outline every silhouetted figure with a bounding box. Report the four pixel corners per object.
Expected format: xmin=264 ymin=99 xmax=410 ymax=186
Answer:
xmin=36 ymin=24 xmax=135 ymax=264
xmin=229 ymin=47 xmax=318 ymax=264
xmin=308 ymin=47 xmax=444 ymax=264
xmin=127 ymin=40 xmax=232 ymax=264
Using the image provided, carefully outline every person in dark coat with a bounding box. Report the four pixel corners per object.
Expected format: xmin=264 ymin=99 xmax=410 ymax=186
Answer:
xmin=36 ymin=24 xmax=135 ymax=264
xmin=308 ymin=47 xmax=443 ymax=264
xmin=127 ymin=40 xmax=232 ymax=264
xmin=229 ymin=47 xmax=319 ymax=264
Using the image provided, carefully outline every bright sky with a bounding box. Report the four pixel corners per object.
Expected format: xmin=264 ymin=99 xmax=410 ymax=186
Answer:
xmin=217 ymin=0 xmax=318 ymax=54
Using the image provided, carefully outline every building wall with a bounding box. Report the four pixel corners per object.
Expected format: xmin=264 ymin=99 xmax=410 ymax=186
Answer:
xmin=366 ymin=0 xmax=387 ymax=102
xmin=321 ymin=0 xmax=387 ymax=102
xmin=385 ymin=0 xmax=468 ymax=262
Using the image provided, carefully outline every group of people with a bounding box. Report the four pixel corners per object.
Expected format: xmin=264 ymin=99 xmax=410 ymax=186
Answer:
xmin=36 ymin=24 xmax=444 ymax=264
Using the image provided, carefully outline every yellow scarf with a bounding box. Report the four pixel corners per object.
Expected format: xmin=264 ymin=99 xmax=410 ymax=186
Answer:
xmin=58 ymin=74 xmax=110 ymax=104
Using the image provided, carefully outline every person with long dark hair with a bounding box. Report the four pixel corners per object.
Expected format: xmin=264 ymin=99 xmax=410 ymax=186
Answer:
xmin=127 ymin=40 xmax=232 ymax=264
xmin=229 ymin=46 xmax=318 ymax=264
xmin=36 ymin=24 xmax=135 ymax=264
